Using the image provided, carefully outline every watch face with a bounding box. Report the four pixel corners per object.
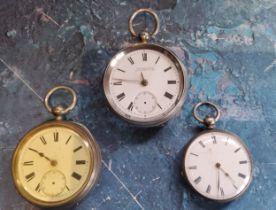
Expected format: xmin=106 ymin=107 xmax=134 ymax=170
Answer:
xmin=183 ymin=130 xmax=252 ymax=202
xmin=12 ymin=121 xmax=101 ymax=207
xmin=103 ymin=43 xmax=187 ymax=126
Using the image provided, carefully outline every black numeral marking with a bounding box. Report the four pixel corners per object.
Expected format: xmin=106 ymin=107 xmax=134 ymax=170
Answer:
xmin=142 ymin=53 xmax=147 ymax=61
xmin=212 ymin=136 xmax=217 ymax=144
xmin=199 ymin=141 xmax=206 ymax=148
xmin=239 ymin=160 xmax=248 ymax=164
xmin=234 ymin=147 xmax=241 ymax=153
xmin=66 ymin=136 xmax=72 ymax=144
xmin=35 ymin=183 xmax=41 ymax=192
xmin=72 ymin=172 xmax=82 ymax=180
xmin=117 ymin=68 xmax=125 ymax=73
xmin=194 ymin=176 xmax=202 ymax=184
xmin=73 ymin=146 xmax=82 ymax=153
xmin=117 ymin=92 xmax=126 ymax=101
xmin=238 ymin=173 xmax=246 ymax=179
xmin=157 ymin=103 xmax=162 ymax=110
xmin=168 ymin=80 xmax=177 ymax=84
xmin=40 ymin=136 xmax=46 ymax=145
xmin=76 ymin=160 xmax=86 ymax=165
xmin=206 ymin=185 xmax=211 ymax=193
xmin=188 ymin=166 xmax=197 ymax=170
xmin=128 ymin=102 xmax=134 ymax=111
xmin=25 ymin=172 xmax=35 ymax=182
xmin=54 ymin=132 xmax=59 ymax=142
xmin=190 ymin=152 xmax=199 ymax=157
xmin=164 ymin=92 xmax=173 ymax=99
xmin=23 ymin=161 xmax=34 ymax=166
xmin=66 ymin=185 xmax=70 ymax=191
xmin=155 ymin=56 xmax=160 ymax=64
xmin=113 ymin=81 xmax=122 ymax=85
xmin=128 ymin=57 xmax=134 ymax=65
xmin=163 ymin=66 xmax=172 ymax=72
xmin=220 ymin=187 xmax=224 ymax=197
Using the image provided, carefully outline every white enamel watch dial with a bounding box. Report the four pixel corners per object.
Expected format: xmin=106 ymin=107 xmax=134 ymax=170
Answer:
xmin=103 ymin=44 xmax=187 ymax=126
xmin=183 ymin=130 xmax=253 ymax=201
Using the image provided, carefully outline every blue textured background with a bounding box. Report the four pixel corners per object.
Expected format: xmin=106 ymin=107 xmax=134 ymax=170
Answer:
xmin=0 ymin=0 xmax=276 ymax=210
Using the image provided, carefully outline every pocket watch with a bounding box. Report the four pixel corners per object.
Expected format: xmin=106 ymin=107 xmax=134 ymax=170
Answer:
xmin=12 ymin=86 xmax=101 ymax=207
xmin=182 ymin=102 xmax=253 ymax=202
xmin=103 ymin=8 xmax=188 ymax=127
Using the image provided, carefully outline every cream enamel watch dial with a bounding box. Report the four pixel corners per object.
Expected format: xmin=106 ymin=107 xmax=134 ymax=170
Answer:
xmin=12 ymin=121 xmax=101 ymax=207
xmin=183 ymin=130 xmax=252 ymax=201
xmin=12 ymin=86 xmax=101 ymax=207
xmin=103 ymin=44 xmax=187 ymax=126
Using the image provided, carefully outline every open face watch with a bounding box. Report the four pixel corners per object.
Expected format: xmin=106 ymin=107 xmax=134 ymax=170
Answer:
xmin=12 ymin=86 xmax=101 ymax=207
xmin=182 ymin=102 xmax=253 ymax=202
xmin=103 ymin=8 xmax=188 ymax=127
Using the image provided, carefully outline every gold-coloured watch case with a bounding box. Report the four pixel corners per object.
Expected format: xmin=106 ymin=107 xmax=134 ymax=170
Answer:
xmin=12 ymin=120 xmax=102 ymax=207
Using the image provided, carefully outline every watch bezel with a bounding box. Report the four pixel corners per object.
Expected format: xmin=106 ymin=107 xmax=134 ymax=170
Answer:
xmin=12 ymin=120 xmax=102 ymax=207
xmin=103 ymin=43 xmax=188 ymax=127
xmin=181 ymin=128 xmax=253 ymax=202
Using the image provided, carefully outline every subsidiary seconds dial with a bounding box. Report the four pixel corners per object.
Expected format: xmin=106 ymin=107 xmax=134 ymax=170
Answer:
xmin=103 ymin=44 xmax=187 ymax=126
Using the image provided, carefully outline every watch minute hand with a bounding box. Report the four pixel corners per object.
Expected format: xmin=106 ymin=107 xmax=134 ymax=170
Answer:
xmin=28 ymin=147 xmax=51 ymax=162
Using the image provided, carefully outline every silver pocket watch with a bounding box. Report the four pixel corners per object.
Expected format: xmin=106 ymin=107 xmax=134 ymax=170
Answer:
xmin=182 ymin=102 xmax=253 ymax=202
xmin=103 ymin=8 xmax=188 ymax=127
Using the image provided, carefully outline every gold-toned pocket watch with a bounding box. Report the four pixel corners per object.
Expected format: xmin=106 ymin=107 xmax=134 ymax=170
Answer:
xmin=12 ymin=86 xmax=101 ymax=207
xmin=103 ymin=8 xmax=188 ymax=127
xmin=182 ymin=102 xmax=253 ymax=202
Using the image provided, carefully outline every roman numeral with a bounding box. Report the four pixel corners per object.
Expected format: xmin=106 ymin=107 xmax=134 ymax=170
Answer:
xmin=35 ymin=183 xmax=41 ymax=192
xmin=23 ymin=161 xmax=34 ymax=166
xmin=168 ymin=80 xmax=176 ymax=84
xmin=76 ymin=160 xmax=86 ymax=165
xmin=238 ymin=173 xmax=246 ymax=179
xmin=212 ymin=136 xmax=217 ymax=144
xmin=157 ymin=103 xmax=162 ymax=110
xmin=190 ymin=152 xmax=199 ymax=157
xmin=128 ymin=57 xmax=134 ymax=64
xmin=142 ymin=53 xmax=147 ymax=61
xmin=65 ymin=136 xmax=72 ymax=144
xmin=128 ymin=102 xmax=134 ymax=111
xmin=194 ymin=176 xmax=202 ymax=184
xmin=163 ymin=66 xmax=172 ymax=72
xmin=220 ymin=187 xmax=224 ymax=197
xmin=25 ymin=172 xmax=35 ymax=182
xmin=188 ymin=166 xmax=197 ymax=170
xmin=73 ymin=146 xmax=82 ymax=153
xmin=116 ymin=68 xmax=125 ymax=73
xmin=54 ymin=132 xmax=59 ymax=142
xmin=71 ymin=172 xmax=82 ymax=180
xmin=155 ymin=56 xmax=160 ymax=64
xmin=40 ymin=136 xmax=46 ymax=145
xmin=117 ymin=92 xmax=126 ymax=101
xmin=66 ymin=185 xmax=70 ymax=191
xmin=164 ymin=92 xmax=173 ymax=99
xmin=113 ymin=81 xmax=122 ymax=85
xmin=234 ymin=147 xmax=241 ymax=153
xmin=239 ymin=160 xmax=248 ymax=164
xmin=206 ymin=185 xmax=211 ymax=193
xmin=199 ymin=141 xmax=206 ymax=148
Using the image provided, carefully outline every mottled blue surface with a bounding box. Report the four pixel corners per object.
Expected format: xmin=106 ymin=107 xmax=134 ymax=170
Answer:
xmin=0 ymin=0 xmax=276 ymax=210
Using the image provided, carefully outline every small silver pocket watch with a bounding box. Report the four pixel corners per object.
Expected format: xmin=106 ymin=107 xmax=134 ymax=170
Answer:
xmin=182 ymin=102 xmax=253 ymax=202
xmin=103 ymin=8 xmax=188 ymax=127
